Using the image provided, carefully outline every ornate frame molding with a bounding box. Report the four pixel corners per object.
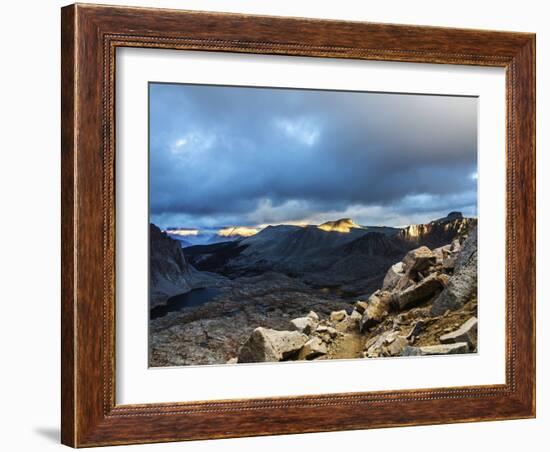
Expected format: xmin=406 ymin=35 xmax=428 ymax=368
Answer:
xmin=62 ymin=4 xmax=535 ymax=447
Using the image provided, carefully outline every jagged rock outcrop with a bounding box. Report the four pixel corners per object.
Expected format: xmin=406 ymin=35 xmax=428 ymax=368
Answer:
xmin=384 ymin=245 xmax=441 ymax=294
xmin=359 ymin=290 xmax=392 ymax=332
xmin=434 ymin=239 xmax=461 ymax=270
xmin=393 ymin=273 xmax=443 ymax=311
xmin=150 ymin=224 xmax=194 ymax=307
xmin=382 ymin=262 xmax=405 ymax=291
xmin=402 ymin=246 xmax=436 ymax=273
xmin=150 ymin=223 xmax=228 ymax=308
xmin=431 ymin=228 xmax=477 ymax=315
xmin=398 ymin=212 xmax=475 ymax=249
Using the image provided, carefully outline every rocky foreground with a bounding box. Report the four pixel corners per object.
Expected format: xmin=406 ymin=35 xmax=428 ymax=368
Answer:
xmin=150 ymin=226 xmax=478 ymax=366
xmin=149 ymin=272 xmax=353 ymax=366
xmin=232 ymin=227 xmax=478 ymax=363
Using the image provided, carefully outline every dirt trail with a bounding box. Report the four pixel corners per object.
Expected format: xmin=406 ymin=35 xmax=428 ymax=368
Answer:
xmin=323 ymin=332 xmax=365 ymax=360
xmin=413 ymin=296 xmax=477 ymax=347
xmin=317 ymin=293 xmax=477 ymax=362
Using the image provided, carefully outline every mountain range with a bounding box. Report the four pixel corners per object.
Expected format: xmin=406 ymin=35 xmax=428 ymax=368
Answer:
xmin=164 ymin=226 xmax=259 ymax=247
xmin=165 ymin=217 xmax=399 ymax=247
xmin=149 ymin=211 xmax=478 ymax=366
xmin=153 ymin=212 xmax=476 ymax=303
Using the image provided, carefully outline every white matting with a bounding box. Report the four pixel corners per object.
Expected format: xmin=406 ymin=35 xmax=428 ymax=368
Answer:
xmin=116 ymin=47 xmax=506 ymax=404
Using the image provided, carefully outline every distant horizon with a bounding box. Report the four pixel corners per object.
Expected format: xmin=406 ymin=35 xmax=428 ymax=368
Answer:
xmin=150 ymin=83 xmax=477 ymax=231
xmin=159 ymin=211 xmax=478 ymax=237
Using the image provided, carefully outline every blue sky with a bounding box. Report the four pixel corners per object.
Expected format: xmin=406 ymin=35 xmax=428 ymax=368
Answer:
xmin=149 ymin=83 xmax=477 ymax=230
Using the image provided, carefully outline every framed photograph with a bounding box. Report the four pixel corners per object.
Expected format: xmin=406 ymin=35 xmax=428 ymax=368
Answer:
xmin=61 ymin=3 xmax=535 ymax=447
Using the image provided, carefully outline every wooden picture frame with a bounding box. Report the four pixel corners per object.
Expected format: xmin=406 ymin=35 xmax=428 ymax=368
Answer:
xmin=61 ymin=3 xmax=535 ymax=447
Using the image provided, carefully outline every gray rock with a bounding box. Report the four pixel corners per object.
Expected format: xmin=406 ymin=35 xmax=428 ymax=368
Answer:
xmin=401 ymin=346 xmax=424 ymax=356
xmin=451 ymin=238 xmax=462 ymax=253
xmin=433 ymin=244 xmax=458 ymax=270
xmin=431 ymin=229 xmax=477 ymax=316
xmin=402 ymin=246 xmax=436 ymax=274
xmin=442 ymin=255 xmax=457 ymax=270
xmin=439 ymin=317 xmax=478 ymax=350
xmin=437 ymin=273 xmax=450 ymax=287
xmin=394 ymin=273 xmax=443 ymax=311
xmin=317 ymin=333 xmax=333 ymax=344
xmin=360 ymin=291 xmax=392 ymax=332
xmin=315 ymin=324 xmax=338 ymax=343
xmin=394 ymin=274 xmax=415 ymax=292
xmin=349 ymin=309 xmax=363 ymax=325
xmin=315 ymin=325 xmax=329 ymax=333
xmin=298 ymin=337 xmax=328 ymax=359
xmin=405 ymin=320 xmax=426 ymax=341
xmin=335 ymin=315 xmax=359 ymax=333
xmin=354 ymin=300 xmax=369 ymax=315
xmin=365 ymin=331 xmax=409 ymax=358
xmin=237 ymin=328 xmax=308 ymax=363
xmin=289 ymin=316 xmax=317 ymax=335
xmin=382 ymin=261 xmax=406 ymax=291
xmin=307 ymin=311 xmax=320 ymax=321
xmin=364 ymin=332 xmax=391 ymax=358
xmin=341 ymin=309 xmax=363 ymax=333
xmin=330 ymin=310 xmax=347 ymax=322
xmin=326 ymin=326 xmax=338 ymax=338
xmin=454 ymin=228 xmax=477 ymax=270
xmin=385 ymin=335 xmax=409 ymax=356
xmin=433 ymin=244 xmax=452 ymax=264
xmin=401 ymin=342 xmax=470 ymax=356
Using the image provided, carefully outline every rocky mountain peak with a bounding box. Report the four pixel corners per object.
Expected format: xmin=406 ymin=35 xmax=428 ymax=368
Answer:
xmin=149 ymin=223 xmax=227 ymax=308
xmin=398 ymin=213 xmax=475 ymax=249
xmin=318 ymin=218 xmax=360 ymax=233
xmin=218 ymin=226 xmax=260 ymax=238
xmin=433 ymin=211 xmax=464 ymax=223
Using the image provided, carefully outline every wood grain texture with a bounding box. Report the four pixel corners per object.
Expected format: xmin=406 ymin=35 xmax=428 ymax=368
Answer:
xmin=60 ymin=5 xmax=76 ymax=447
xmin=60 ymin=3 xmax=536 ymax=447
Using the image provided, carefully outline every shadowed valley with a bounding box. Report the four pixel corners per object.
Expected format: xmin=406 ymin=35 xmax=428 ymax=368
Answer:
xmin=149 ymin=212 xmax=477 ymax=366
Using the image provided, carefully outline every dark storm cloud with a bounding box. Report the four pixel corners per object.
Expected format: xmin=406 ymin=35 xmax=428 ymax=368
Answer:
xmin=149 ymin=83 xmax=477 ymax=229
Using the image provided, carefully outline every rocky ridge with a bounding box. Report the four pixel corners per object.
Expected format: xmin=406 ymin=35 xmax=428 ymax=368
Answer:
xmin=149 ymin=224 xmax=227 ymax=307
xmin=187 ymin=213 xmax=475 ymax=297
xmin=230 ymin=227 xmax=478 ymax=363
xmin=149 ymin=214 xmax=477 ymax=366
